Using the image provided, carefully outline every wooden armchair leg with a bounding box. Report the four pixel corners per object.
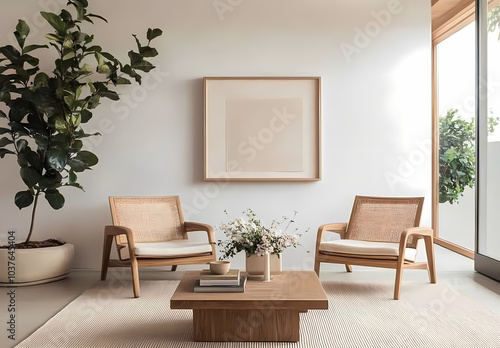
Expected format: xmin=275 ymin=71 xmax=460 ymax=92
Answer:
xmin=101 ymin=234 xmax=114 ymax=281
xmin=130 ymin=257 xmax=140 ymax=298
xmin=314 ymin=257 xmax=320 ymax=275
xmin=171 ymin=265 xmax=177 ymax=272
xmin=345 ymin=264 xmax=352 ymax=272
xmin=424 ymin=236 xmax=437 ymax=284
xmin=394 ymin=261 xmax=404 ymax=300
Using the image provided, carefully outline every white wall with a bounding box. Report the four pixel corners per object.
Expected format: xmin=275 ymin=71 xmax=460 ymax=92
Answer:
xmin=0 ymin=0 xmax=431 ymax=270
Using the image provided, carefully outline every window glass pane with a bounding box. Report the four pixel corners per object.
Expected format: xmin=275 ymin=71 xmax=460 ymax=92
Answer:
xmin=437 ymin=22 xmax=475 ymax=251
xmin=482 ymin=6 xmax=500 ymax=259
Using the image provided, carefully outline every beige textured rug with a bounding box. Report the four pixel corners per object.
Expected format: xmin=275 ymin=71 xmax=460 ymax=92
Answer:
xmin=17 ymin=279 xmax=500 ymax=347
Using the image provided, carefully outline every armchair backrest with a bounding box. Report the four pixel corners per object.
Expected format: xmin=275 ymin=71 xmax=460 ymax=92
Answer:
xmin=346 ymin=196 xmax=424 ymax=248
xmin=109 ymin=196 xmax=186 ymax=245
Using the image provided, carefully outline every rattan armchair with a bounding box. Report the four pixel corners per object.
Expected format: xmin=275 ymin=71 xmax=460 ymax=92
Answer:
xmin=101 ymin=196 xmax=216 ymax=298
xmin=314 ymin=196 xmax=436 ymax=300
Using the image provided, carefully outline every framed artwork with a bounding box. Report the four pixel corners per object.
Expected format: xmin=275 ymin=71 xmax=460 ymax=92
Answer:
xmin=204 ymin=77 xmax=321 ymax=181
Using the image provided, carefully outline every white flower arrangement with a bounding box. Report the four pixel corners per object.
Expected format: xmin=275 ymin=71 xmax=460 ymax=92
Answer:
xmin=217 ymin=209 xmax=307 ymax=260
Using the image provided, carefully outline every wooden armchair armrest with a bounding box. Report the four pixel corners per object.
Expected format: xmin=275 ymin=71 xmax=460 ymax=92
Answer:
xmin=104 ymin=225 xmax=136 ymax=248
xmin=184 ymin=221 xmax=215 ymax=244
xmin=316 ymin=223 xmax=348 ymax=243
xmin=402 ymin=227 xmax=434 ymax=239
xmin=102 ymin=225 xmax=137 ymax=267
xmin=315 ymin=223 xmax=348 ymax=256
xmin=398 ymin=227 xmax=434 ymax=261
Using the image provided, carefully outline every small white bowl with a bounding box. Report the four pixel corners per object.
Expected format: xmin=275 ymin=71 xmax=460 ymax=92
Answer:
xmin=209 ymin=260 xmax=231 ymax=275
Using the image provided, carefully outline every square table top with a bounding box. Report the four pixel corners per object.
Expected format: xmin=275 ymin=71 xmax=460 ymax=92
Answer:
xmin=170 ymin=270 xmax=328 ymax=310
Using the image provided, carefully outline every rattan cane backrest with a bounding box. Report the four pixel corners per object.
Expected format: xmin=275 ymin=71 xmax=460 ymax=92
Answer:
xmin=345 ymin=196 xmax=424 ymax=248
xmin=109 ymin=196 xmax=186 ymax=246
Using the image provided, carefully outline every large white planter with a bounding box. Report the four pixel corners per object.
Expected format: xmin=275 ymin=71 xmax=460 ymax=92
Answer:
xmin=0 ymin=244 xmax=74 ymax=286
xmin=245 ymin=253 xmax=282 ymax=277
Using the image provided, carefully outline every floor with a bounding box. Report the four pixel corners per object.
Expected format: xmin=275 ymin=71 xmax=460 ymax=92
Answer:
xmin=2 ymin=245 xmax=500 ymax=348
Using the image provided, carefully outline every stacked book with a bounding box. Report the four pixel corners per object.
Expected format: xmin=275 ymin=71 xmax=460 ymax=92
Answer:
xmin=194 ymin=269 xmax=247 ymax=293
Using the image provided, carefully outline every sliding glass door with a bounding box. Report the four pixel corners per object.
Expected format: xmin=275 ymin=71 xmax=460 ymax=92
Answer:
xmin=475 ymin=0 xmax=500 ymax=281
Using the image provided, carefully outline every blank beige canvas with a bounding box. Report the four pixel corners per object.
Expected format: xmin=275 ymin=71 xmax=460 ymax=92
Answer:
xmin=226 ymin=98 xmax=303 ymax=172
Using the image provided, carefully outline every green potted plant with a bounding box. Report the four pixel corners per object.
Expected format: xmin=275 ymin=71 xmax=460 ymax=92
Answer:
xmin=0 ymin=0 xmax=162 ymax=285
xmin=439 ymin=108 xmax=498 ymax=204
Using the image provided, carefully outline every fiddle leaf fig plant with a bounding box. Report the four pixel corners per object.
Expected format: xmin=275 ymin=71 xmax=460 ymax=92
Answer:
xmin=0 ymin=0 xmax=162 ymax=244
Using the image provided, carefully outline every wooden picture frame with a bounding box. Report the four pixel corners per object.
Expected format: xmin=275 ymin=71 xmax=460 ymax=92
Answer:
xmin=204 ymin=77 xmax=321 ymax=181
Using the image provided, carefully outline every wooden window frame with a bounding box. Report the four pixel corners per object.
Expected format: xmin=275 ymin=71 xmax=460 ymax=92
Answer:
xmin=431 ymin=0 xmax=500 ymax=259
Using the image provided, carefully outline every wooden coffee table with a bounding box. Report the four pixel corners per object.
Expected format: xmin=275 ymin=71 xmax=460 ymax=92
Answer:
xmin=170 ymin=270 xmax=328 ymax=342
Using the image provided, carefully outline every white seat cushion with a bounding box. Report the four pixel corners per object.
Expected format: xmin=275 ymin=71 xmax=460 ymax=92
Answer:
xmin=119 ymin=240 xmax=213 ymax=260
xmin=319 ymin=239 xmax=418 ymax=262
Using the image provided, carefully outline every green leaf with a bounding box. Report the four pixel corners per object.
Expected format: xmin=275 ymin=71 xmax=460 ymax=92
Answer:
xmin=74 ymin=130 xmax=100 ymax=139
xmin=0 ymin=148 xmax=15 ymax=158
xmin=45 ymin=33 xmax=63 ymax=42
xmin=59 ymin=9 xmax=73 ymax=23
xmin=64 ymin=94 xmax=75 ymax=108
xmin=80 ymin=110 xmax=92 ymax=123
xmin=70 ymin=140 xmax=83 ymax=152
xmin=62 ymin=51 xmax=75 ymax=61
xmin=21 ymin=54 xmax=40 ymax=67
xmin=63 ymin=36 xmax=73 ymax=49
xmin=94 ymin=52 xmax=113 ymax=74
xmin=82 ymin=16 xmax=94 ymax=24
xmin=15 ymin=20 xmax=30 ymax=48
xmin=34 ymin=72 xmax=50 ymax=87
xmin=45 ymin=189 xmax=65 ymax=210
xmin=71 ymin=113 xmax=81 ymax=127
xmin=17 ymin=139 xmax=28 ymax=152
xmin=75 ymin=85 xmax=83 ymax=100
xmin=84 ymin=45 xmax=101 ymax=54
xmin=133 ymin=35 xmax=142 ymax=52
xmin=444 ymin=148 xmax=457 ymax=162
xmin=16 ymin=19 xmax=30 ymax=38
xmin=86 ymin=13 xmax=108 ymax=23
xmin=87 ymin=94 xmax=100 ymax=109
xmin=22 ymin=44 xmax=48 ymax=53
xmin=100 ymin=52 xmax=116 ymax=61
xmin=121 ymin=64 xmax=141 ymax=84
xmin=99 ymin=90 xmax=119 ymax=101
xmin=81 ymin=63 xmax=92 ymax=74
xmin=132 ymin=61 xmax=154 ymax=73
xmin=128 ymin=51 xmax=143 ymax=66
xmin=0 ymin=128 xmax=10 ymax=135
xmin=40 ymin=12 xmax=66 ymax=32
xmin=115 ymin=77 xmax=131 ymax=85
xmin=0 ymin=137 xmax=14 ymax=147
xmin=20 ymin=167 xmax=41 ymax=188
xmin=65 ymin=182 xmax=84 ymax=191
xmin=54 ymin=117 xmax=67 ymax=132
xmin=46 ymin=148 xmax=68 ymax=171
xmin=97 ymin=63 xmax=111 ymax=73
xmin=88 ymin=81 xmax=97 ymax=93
xmin=73 ymin=0 xmax=89 ymax=7
xmin=147 ymin=28 xmax=163 ymax=41
xmin=69 ymin=0 xmax=87 ymax=20
xmin=0 ymin=45 xmax=21 ymax=62
xmin=1 ymin=91 xmax=11 ymax=103
xmin=0 ymin=110 xmax=7 ymax=118
xmin=139 ymin=46 xmax=158 ymax=58
xmin=38 ymin=170 xmax=62 ymax=189
xmin=74 ymin=150 xmax=98 ymax=166
xmin=15 ymin=190 xmax=34 ymax=209
xmin=68 ymin=150 xmax=98 ymax=172
xmin=69 ymin=170 xmax=77 ymax=184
